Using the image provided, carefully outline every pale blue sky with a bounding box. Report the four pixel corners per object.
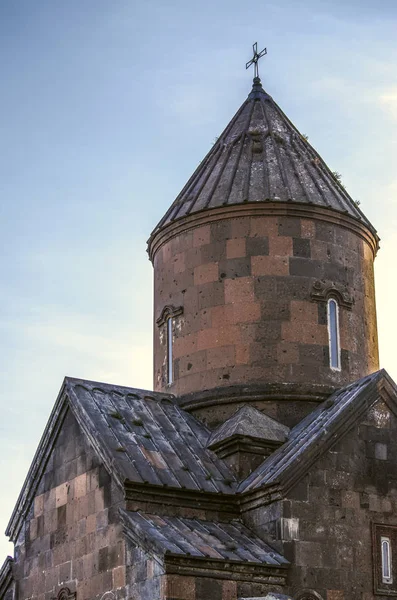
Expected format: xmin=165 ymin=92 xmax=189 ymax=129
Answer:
xmin=1 ymin=0 xmax=396 ymax=557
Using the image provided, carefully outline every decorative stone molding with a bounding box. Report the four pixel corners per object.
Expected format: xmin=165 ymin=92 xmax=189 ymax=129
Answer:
xmin=156 ymin=304 xmax=183 ymax=327
xmin=310 ymin=280 xmax=354 ymax=309
xmin=52 ymin=588 xmax=76 ymax=600
xmin=147 ymin=202 xmax=379 ymax=262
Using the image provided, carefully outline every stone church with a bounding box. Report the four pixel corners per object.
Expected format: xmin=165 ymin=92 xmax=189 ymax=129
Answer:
xmin=1 ymin=66 xmax=397 ymax=600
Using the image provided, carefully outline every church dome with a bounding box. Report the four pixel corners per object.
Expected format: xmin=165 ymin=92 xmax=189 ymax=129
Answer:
xmin=150 ymin=77 xmax=376 ymax=240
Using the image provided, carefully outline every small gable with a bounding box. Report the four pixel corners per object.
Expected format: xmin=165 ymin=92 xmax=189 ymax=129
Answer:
xmin=238 ymin=370 xmax=397 ymax=494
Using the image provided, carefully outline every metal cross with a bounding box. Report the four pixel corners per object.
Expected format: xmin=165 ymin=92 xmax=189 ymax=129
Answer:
xmin=246 ymin=42 xmax=267 ymax=79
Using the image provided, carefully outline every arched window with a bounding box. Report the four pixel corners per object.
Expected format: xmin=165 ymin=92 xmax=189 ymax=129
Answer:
xmin=166 ymin=316 xmax=174 ymax=385
xmin=382 ymin=536 xmax=393 ymax=584
xmin=327 ymin=298 xmax=341 ymax=370
xmin=156 ymin=305 xmax=183 ymax=387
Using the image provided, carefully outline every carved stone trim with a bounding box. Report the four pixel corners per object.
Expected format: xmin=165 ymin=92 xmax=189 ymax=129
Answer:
xmin=52 ymin=588 xmax=76 ymax=600
xmin=164 ymin=554 xmax=288 ymax=585
xmin=156 ymin=305 xmax=183 ymax=327
xmin=310 ymin=280 xmax=354 ymax=309
xmin=147 ymin=202 xmax=379 ymax=262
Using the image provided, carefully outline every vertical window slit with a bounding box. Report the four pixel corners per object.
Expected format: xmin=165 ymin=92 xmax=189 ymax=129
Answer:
xmin=382 ymin=537 xmax=393 ymax=584
xmin=167 ymin=317 xmax=173 ymax=385
xmin=327 ymin=298 xmax=341 ymax=370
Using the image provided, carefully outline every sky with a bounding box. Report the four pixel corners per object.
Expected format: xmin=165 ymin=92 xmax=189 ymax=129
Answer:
xmin=0 ymin=0 xmax=396 ymax=558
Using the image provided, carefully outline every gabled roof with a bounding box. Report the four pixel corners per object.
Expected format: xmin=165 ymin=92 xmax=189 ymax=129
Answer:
xmin=239 ymin=369 xmax=397 ymax=493
xmin=6 ymin=377 xmax=236 ymax=542
xmin=66 ymin=378 xmax=235 ymax=492
xmin=151 ymin=77 xmax=376 ymax=237
xmin=208 ymin=405 xmax=289 ymax=449
xmin=120 ymin=509 xmax=288 ymax=567
xmin=0 ymin=557 xmax=13 ymax=599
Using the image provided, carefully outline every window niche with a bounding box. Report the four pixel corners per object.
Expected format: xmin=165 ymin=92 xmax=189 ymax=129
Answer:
xmin=156 ymin=305 xmax=183 ymax=386
xmin=311 ymin=280 xmax=354 ymax=372
xmin=373 ymin=524 xmax=397 ymax=595
xmin=327 ymin=297 xmax=341 ymax=371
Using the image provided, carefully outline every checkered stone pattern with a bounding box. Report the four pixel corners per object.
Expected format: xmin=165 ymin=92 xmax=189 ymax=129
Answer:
xmin=13 ymin=410 xmax=127 ymax=600
xmin=153 ymin=212 xmax=379 ymax=411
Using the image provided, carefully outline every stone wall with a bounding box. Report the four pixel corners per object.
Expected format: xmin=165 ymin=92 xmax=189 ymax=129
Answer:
xmin=244 ymin=397 xmax=397 ymax=599
xmin=13 ymin=409 xmax=126 ymax=600
xmin=162 ymin=573 xmax=284 ymax=600
xmin=152 ymin=208 xmax=379 ymax=423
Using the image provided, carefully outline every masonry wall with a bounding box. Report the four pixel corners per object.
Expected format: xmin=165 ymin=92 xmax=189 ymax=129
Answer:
xmin=245 ymin=398 xmax=397 ymax=600
xmin=162 ymin=573 xmax=283 ymax=600
xmin=12 ymin=409 xmax=126 ymax=600
xmin=152 ymin=210 xmax=379 ymax=418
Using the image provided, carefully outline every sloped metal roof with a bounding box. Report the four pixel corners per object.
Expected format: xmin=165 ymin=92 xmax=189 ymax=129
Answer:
xmin=207 ymin=405 xmax=289 ymax=449
xmin=66 ymin=378 xmax=236 ymax=493
xmin=238 ymin=370 xmax=387 ymax=493
xmin=120 ymin=509 xmax=288 ymax=566
xmin=152 ymin=77 xmax=375 ymax=236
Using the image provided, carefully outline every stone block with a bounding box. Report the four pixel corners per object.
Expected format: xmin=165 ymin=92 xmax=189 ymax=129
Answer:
xmin=269 ymin=235 xmax=293 ymax=257
xmin=246 ymin=236 xmax=269 ymax=256
xmin=301 ymin=219 xmax=316 ymax=238
xmin=74 ymin=474 xmax=87 ymax=499
xmin=194 ymin=262 xmax=219 ymax=285
xmin=193 ymin=225 xmax=211 ymax=247
xmin=251 ymin=255 xmax=289 ymax=276
xmin=113 ymin=565 xmax=126 ymax=589
xmin=166 ymin=575 xmax=195 ymax=600
xmin=222 ymin=580 xmax=237 ymax=600
xmin=224 ymin=277 xmax=254 ymax=304
xmin=226 ymin=238 xmax=246 ymax=258
xmin=250 ymin=216 xmax=278 ymax=237
xmin=219 ymin=257 xmax=251 ymax=278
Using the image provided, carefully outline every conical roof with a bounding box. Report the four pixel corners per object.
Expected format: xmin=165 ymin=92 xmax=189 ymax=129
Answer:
xmin=151 ymin=77 xmax=375 ymax=236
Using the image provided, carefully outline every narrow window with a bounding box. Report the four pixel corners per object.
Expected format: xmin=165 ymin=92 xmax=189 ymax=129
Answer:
xmin=381 ymin=536 xmax=393 ymax=584
xmin=327 ymin=298 xmax=341 ymax=370
xmin=167 ymin=316 xmax=173 ymax=385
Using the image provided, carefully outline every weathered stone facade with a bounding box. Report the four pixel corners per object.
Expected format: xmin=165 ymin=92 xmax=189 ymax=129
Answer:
xmin=243 ymin=395 xmax=397 ymax=599
xmin=1 ymin=74 xmax=394 ymax=600
xmin=12 ymin=410 xmax=126 ymax=600
xmin=151 ymin=208 xmax=378 ymax=427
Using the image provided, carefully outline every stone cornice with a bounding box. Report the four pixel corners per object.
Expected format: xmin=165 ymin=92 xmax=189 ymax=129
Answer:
xmin=147 ymin=202 xmax=379 ymax=262
xmin=209 ymin=434 xmax=282 ymax=460
xmin=177 ymin=382 xmax=335 ymax=412
xmin=125 ymin=481 xmax=239 ymax=517
xmin=164 ymin=554 xmax=288 ymax=585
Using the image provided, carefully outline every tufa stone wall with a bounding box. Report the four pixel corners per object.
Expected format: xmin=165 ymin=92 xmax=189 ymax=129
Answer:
xmin=13 ymin=409 xmax=126 ymax=600
xmin=243 ymin=398 xmax=397 ymax=600
xmin=152 ymin=208 xmax=379 ymax=421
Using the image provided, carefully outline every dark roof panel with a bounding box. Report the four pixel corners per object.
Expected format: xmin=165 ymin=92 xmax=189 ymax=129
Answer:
xmin=66 ymin=378 xmax=237 ymax=493
xmin=151 ymin=77 xmax=376 ymax=237
xmin=120 ymin=509 xmax=288 ymax=566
